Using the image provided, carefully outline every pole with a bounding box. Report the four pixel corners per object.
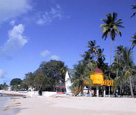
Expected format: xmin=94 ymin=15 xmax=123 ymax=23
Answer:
xmin=109 ymin=86 xmax=110 ymax=97
xmin=96 ymin=86 xmax=99 ymax=97
xmin=103 ymin=86 xmax=106 ymax=97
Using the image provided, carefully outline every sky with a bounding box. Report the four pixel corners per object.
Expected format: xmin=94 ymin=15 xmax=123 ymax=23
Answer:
xmin=0 ymin=0 xmax=136 ymax=84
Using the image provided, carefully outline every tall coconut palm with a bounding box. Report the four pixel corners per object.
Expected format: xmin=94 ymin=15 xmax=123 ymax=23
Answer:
xmin=96 ymin=48 xmax=105 ymax=65
xmin=112 ymin=45 xmax=124 ymax=77
xmin=112 ymin=45 xmax=124 ymax=95
xmin=130 ymin=33 xmax=136 ymax=49
xmin=100 ymin=12 xmax=124 ymax=77
xmin=81 ymin=40 xmax=99 ymax=64
xmin=81 ymin=51 xmax=93 ymax=63
xmin=114 ymin=47 xmax=135 ymax=98
xmin=87 ymin=40 xmax=99 ymax=54
xmin=131 ymin=5 xmax=136 ymax=18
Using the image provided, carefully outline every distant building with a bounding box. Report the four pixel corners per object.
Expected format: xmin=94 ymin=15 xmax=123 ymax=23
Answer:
xmin=7 ymin=86 xmax=11 ymax=91
xmin=56 ymin=83 xmax=66 ymax=92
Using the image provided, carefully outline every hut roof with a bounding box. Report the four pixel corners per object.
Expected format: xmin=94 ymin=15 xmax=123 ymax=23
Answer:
xmin=94 ymin=67 xmax=103 ymax=74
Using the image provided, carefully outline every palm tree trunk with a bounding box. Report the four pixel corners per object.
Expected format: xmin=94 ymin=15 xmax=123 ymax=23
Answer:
xmin=109 ymin=38 xmax=112 ymax=78
xmin=114 ymin=40 xmax=118 ymax=78
xmin=89 ymin=86 xmax=92 ymax=97
xmin=80 ymin=76 xmax=84 ymax=96
xmin=114 ymin=41 xmax=120 ymax=95
xmin=129 ymin=77 xmax=134 ymax=98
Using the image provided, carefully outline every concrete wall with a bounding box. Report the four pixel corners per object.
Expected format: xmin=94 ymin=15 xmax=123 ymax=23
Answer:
xmin=42 ymin=91 xmax=57 ymax=97
xmin=0 ymin=90 xmax=57 ymax=97
xmin=26 ymin=91 xmax=57 ymax=97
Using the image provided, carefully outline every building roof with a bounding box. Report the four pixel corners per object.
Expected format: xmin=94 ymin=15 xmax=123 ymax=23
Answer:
xmin=56 ymin=83 xmax=66 ymax=88
xmin=94 ymin=67 xmax=103 ymax=74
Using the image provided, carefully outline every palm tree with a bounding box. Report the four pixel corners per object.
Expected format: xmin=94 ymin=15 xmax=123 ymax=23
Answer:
xmin=114 ymin=47 xmax=135 ymax=98
xmin=130 ymin=33 xmax=136 ymax=49
xmin=69 ymin=62 xmax=84 ymax=95
xmin=96 ymin=48 xmax=105 ymax=67
xmin=87 ymin=40 xmax=99 ymax=54
xmin=100 ymin=12 xmax=124 ymax=77
xmin=81 ymin=40 xmax=99 ymax=64
xmin=112 ymin=45 xmax=124 ymax=95
xmin=131 ymin=5 xmax=136 ymax=18
xmin=81 ymin=51 xmax=93 ymax=63
xmin=71 ymin=61 xmax=94 ymax=96
xmin=81 ymin=40 xmax=99 ymax=62
xmin=112 ymin=45 xmax=124 ymax=76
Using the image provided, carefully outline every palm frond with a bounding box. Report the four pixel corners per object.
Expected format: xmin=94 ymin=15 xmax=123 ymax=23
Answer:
xmin=131 ymin=5 xmax=136 ymax=17
xmin=102 ymin=31 xmax=109 ymax=40
xmin=132 ymin=5 xmax=136 ymax=9
xmin=113 ymin=12 xmax=117 ymax=21
xmin=101 ymin=12 xmax=124 ymax=41
xmin=130 ymin=33 xmax=136 ymax=49
xmin=84 ymin=77 xmax=93 ymax=87
xmin=131 ymin=12 xmax=136 ymax=18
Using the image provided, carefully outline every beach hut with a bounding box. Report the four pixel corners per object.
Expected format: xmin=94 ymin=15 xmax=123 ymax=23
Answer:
xmin=90 ymin=67 xmax=104 ymax=97
xmin=90 ymin=67 xmax=113 ymax=97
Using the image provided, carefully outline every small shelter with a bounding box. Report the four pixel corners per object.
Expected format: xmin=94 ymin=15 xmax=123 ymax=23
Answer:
xmin=91 ymin=67 xmax=104 ymax=85
xmin=90 ymin=67 xmax=113 ymax=97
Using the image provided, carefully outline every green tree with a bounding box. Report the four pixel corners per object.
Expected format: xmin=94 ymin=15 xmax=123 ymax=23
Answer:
xmin=100 ymin=12 xmax=124 ymax=78
xmin=81 ymin=40 xmax=99 ymax=63
xmin=96 ymin=48 xmax=105 ymax=68
xmin=114 ymin=47 xmax=135 ymax=97
xmin=87 ymin=40 xmax=99 ymax=57
xmin=82 ymin=40 xmax=109 ymax=77
xmin=39 ymin=60 xmax=67 ymax=91
xmin=0 ymin=82 xmax=8 ymax=90
xmin=10 ymin=78 xmax=22 ymax=91
xmin=71 ymin=61 xmax=95 ymax=96
xmin=23 ymin=60 xmax=67 ymax=91
xmin=112 ymin=45 xmax=124 ymax=95
xmin=112 ymin=46 xmax=124 ymax=74
xmin=10 ymin=78 xmax=22 ymax=85
xmin=33 ymin=72 xmax=46 ymax=95
xmin=73 ymin=61 xmax=85 ymax=95
xmin=23 ymin=72 xmax=35 ymax=88
xmin=130 ymin=33 xmax=136 ymax=49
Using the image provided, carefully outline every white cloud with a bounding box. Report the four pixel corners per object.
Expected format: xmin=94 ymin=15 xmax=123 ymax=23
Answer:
xmin=0 ymin=69 xmax=7 ymax=78
xmin=0 ymin=24 xmax=28 ymax=58
xmin=0 ymin=0 xmax=32 ymax=24
xmin=10 ymin=20 xmax=16 ymax=26
xmin=40 ymin=50 xmax=60 ymax=60
xmin=50 ymin=55 xmax=60 ymax=60
xmin=40 ymin=50 xmax=51 ymax=57
xmin=36 ymin=4 xmax=63 ymax=25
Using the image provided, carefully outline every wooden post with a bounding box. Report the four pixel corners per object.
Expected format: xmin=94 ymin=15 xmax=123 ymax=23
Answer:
xmin=103 ymin=86 xmax=106 ymax=97
xmin=109 ymin=86 xmax=110 ymax=97
xmin=96 ymin=86 xmax=99 ymax=97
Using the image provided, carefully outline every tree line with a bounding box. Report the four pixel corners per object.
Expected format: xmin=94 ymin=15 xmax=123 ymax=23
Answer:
xmin=10 ymin=60 xmax=67 ymax=94
xmin=0 ymin=82 xmax=8 ymax=90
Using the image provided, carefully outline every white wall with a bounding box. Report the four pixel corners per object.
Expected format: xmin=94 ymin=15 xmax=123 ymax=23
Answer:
xmin=42 ymin=91 xmax=57 ymax=97
xmin=26 ymin=91 xmax=57 ymax=97
xmin=0 ymin=90 xmax=57 ymax=97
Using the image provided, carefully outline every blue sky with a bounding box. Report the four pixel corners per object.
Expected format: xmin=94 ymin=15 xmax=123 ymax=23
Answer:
xmin=0 ymin=0 xmax=136 ymax=84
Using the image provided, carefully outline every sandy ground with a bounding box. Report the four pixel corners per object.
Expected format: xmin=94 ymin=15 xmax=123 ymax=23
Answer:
xmin=10 ymin=95 xmax=136 ymax=115
xmin=0 ymin=97 xmax=22 ymax=115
